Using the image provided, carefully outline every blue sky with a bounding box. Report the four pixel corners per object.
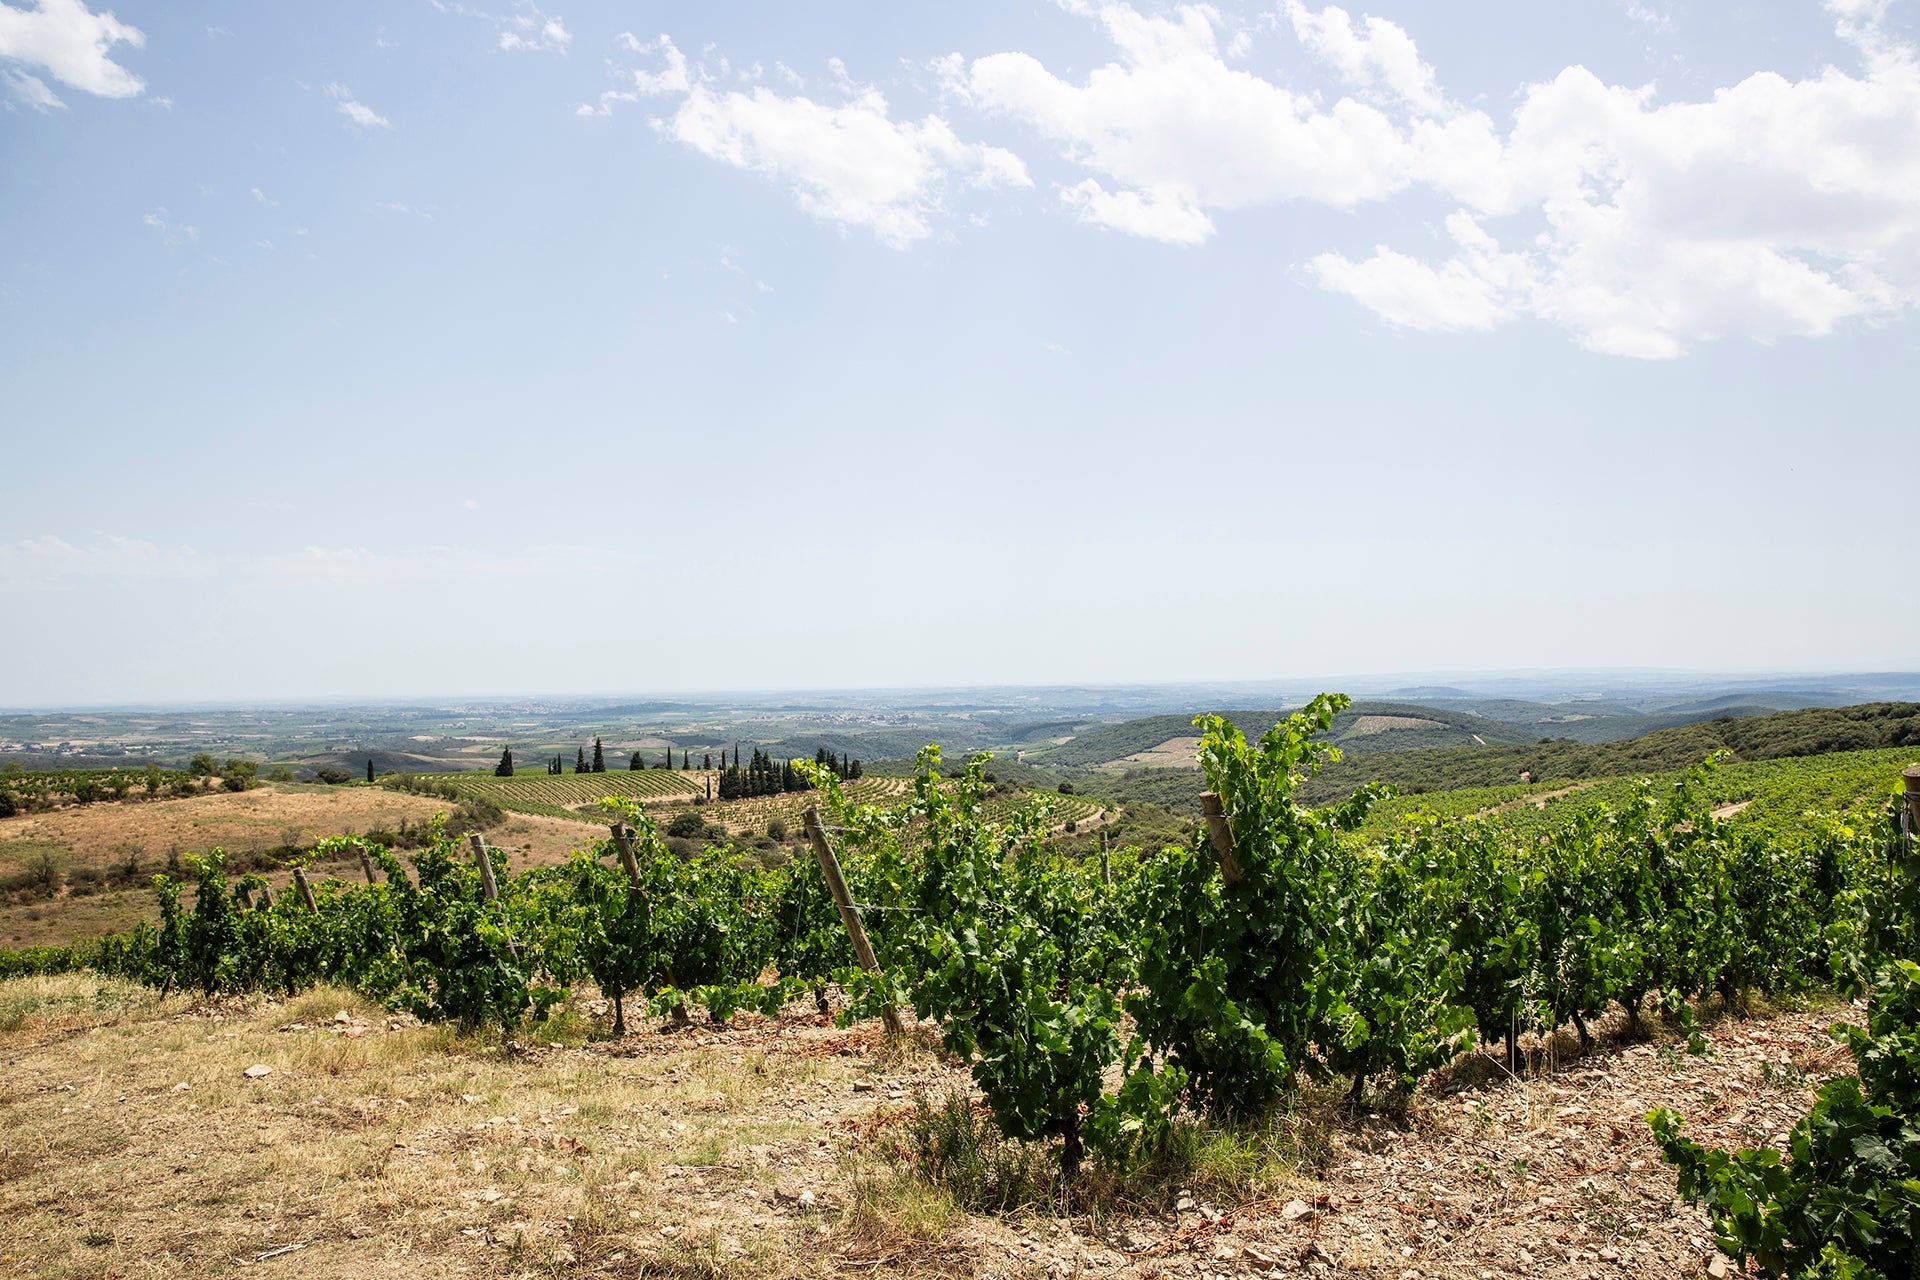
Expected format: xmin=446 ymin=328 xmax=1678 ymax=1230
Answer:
xmin=2 ymin=0 xmax=1916 ymax=704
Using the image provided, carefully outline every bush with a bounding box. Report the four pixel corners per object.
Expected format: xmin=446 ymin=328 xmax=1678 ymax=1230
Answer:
xmin=1056 ymin=781 xmax=1076 ymax=795
xmin=222 ymin=760 xmax=258 ymax=792
xmin=766 ymin=817 xmax=787 ymax=842
xmin=188 ymin=753 xmax=218 ymax=777
xmin=315 ymin=768 xmax=353 ymax=785
xmin=665 ymin=810 xmax=707 ymax=840
xmin=1653 ymin=959 xmax=1920 ymax=1279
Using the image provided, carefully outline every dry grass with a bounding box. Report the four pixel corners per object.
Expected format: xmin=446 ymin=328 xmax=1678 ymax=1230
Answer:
xmin=0 ymin=978 xmax=961 ymax=1280
xmin=0 ymin=976 xmax=1850 ymax=1280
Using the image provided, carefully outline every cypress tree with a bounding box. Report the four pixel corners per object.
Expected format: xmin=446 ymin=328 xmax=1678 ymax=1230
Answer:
xmin=496 ymin=748 xmax=514 ymax=778
xmin=703 ymin=753 xmax=712 ymax=770
xmin=576 ymin=746 xmax=587 ymax=774
xmin=366 ymin=758 xmax=375 ymax=783
xmin=682 ymin=750 xmax=689 ymax=770
xmin=630 ymin=751 xmax=642 ymax=771
xmin=592 ymin=738 xmax=605 ymax=773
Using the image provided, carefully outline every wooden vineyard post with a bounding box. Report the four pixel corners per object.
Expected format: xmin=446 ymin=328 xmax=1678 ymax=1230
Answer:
xmin=1199 ymin=792 xmax=1244 ymax=884
xmin=802 ymin=806 xmax=904 ymax=1036
xmin=235 ymin=884 xmax=255 ymax=911
xmin=470 ymin=833 xmax=499 ymax=902
xmin=292 ymin=866 xmax=319 ymax=912
xmin=608 ymin=822 xmax=644 ymax=890
xmin=359 ymin=848 xmax=379 ymax=884
xmin=1905 ymin=765 xmax=1920 ymax=848
xmin=257 ymin=884 xmax=273 ymax=909
xmin=1099 ymin=830 xmax=1111 ymax=886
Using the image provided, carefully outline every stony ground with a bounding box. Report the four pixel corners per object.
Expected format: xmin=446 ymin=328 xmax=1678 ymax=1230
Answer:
xmin=0 ymin=975 xmax=1852 ymax=1279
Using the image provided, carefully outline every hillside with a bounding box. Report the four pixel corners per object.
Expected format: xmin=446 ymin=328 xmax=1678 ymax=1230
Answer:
xmin=1295 ymin=700 xmax=1920 ymax=803
xmin=1020 ymin=701 xmax=1527 ymax=771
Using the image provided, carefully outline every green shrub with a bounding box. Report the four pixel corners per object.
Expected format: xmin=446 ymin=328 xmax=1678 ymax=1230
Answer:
xmin=1653 ymin=960 xmax=1920 ymax=1280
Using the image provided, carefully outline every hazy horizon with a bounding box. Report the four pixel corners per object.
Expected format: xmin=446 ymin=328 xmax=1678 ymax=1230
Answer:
xmin=5 ymin=665 xmax=1918 ymax=716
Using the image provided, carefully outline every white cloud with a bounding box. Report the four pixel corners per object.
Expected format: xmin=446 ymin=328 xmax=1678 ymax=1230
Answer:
xmin=250 ymin=186 xmax=275 ymax=206
xmin=598 ymin=35 xmax=1030 ymax=248
xmin=956 ymin=3 xmax=1416 ymax=242
xmin=378 ymin=201 xmax=433 ymax=219
xmin=499 ymin=7 xmax=569 ymax=54
xmin=956 ymin=0 xmax=1920 ymax=358
xmin=141 ymin=206 xmax=196 ymax=247
xmin=1305 ymin=212 xmax=1521 ymax=333
xmin=1624 ymin=3 xmax=1675 ymax=34
xmin=0 ymin=0 xmax=143 ymax=99
xmin=0 ymin=535 xmax=206 ymax=591
xmin=326 ymin=82 xmax=389 ymax=129
xmin=1281 ymin=0 xmax=1444 ymax=114
xmin=4 ymin=65 xmax=60 ymax=110
xmin=1060 ymin=179 xmax=1214 ymax=243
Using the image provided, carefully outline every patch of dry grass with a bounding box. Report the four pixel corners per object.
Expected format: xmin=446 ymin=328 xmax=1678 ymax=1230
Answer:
xmin=0 ymin=981 xmax=954 ymax=1280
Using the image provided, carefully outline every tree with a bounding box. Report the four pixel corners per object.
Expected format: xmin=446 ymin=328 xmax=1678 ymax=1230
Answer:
xmin=495 ymin=748 xmax=514 ymax=778
xmin=315 ymin=767 xmax=352 ymax=785
xmin=630 ymin=752 xmax=642 ymax=771
xmin=592 ymin=738 xmax=606 ymax=773
xmin=222 ymin=759 xmax=259 ymax=793
xmin=703 ymin=753 xmax=712 ymax=770
xmin=144 ymin=763 xmax=163 ymax=795
xmin=367 ymin=758 xmax=376 ymax=783
xmin=683 ymin=751 xmax=690 ymax=770
xmin=189 ymin=752 xmax=218 ymax=778
xmin=576 ymin=747 xmax=588 ymax=774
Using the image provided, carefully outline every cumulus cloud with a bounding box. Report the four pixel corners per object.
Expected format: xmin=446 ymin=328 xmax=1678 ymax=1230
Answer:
xmin=1281 ymin=0 xmax=1444 ymax=113
xmin=953 ymin=0 xmax=1920 ymax=357
xmin=591 ymin=35 xmax=1030 ymax=248
xmin=326 ymin=82 xmax=389 ymax=129
xmin=955 ymin=4 xmax=1414 ymax=241
xmin=0 ymin=0 xmax=143 ymax=100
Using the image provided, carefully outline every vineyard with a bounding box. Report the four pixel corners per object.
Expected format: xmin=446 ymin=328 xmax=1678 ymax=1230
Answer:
xmin=0 ymin=763 xmax=195 ymax=814
xmin=418 ymin=768 xmax=1105 ymax=836
xmin=2 ymin=700 xmax=1916 ymax=1279
xmin=1357 ymin=746 xmax=1919 ymax=843
xmin=418 ymin=768 xmax=707 ymax=821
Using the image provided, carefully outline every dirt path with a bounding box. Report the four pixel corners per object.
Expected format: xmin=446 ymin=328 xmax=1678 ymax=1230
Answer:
xmin=1475 ymin=780 xmax=1600 ymax=818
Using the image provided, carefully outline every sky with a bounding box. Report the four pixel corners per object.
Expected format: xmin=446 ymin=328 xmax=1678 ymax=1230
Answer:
xmin=1 ymin=0 xmax=1917 ymax=705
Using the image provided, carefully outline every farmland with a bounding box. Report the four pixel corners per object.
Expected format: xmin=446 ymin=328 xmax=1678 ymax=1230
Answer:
xmin=0 ymin=698 xmax=1914 ymax=1280
xmin=421 ymin=768 xmax=708 ymax=821
xmin=416 ymin=768 xmax=1106 ymax=838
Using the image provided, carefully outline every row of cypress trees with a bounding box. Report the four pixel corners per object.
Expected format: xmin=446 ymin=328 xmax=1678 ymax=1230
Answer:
xmin=492 ymin=739 xmax=863 ymax=784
